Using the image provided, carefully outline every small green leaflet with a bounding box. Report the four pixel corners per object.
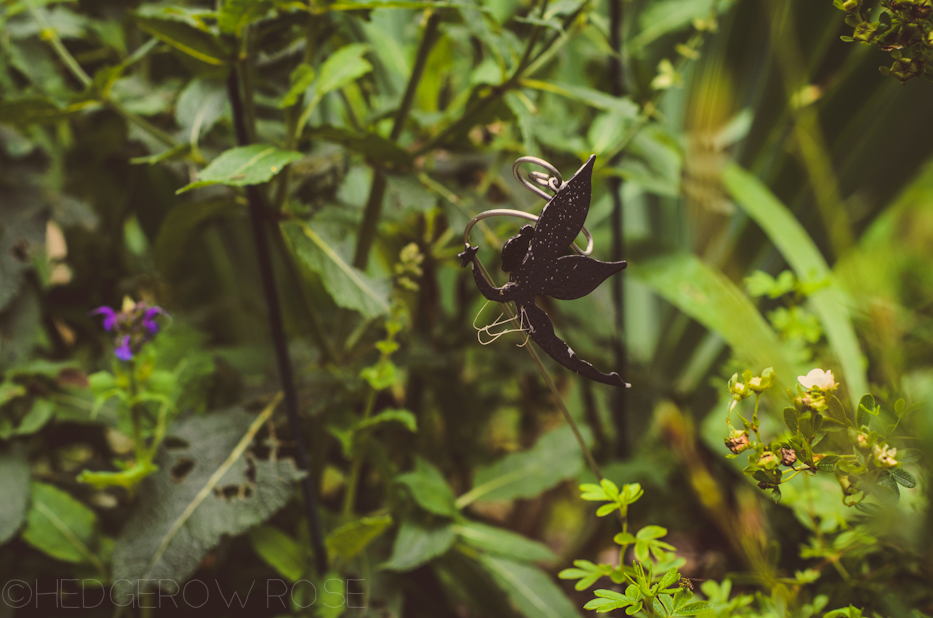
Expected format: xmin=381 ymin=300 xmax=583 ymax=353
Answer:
xmin=176 ymin=145 xmax=302 ymax=194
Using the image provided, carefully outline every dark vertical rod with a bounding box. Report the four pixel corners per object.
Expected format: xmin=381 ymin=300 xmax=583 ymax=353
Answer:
xmin=608 ymin=0 xmax=629 ymax=458
xmin=226 ymin=69 xmax=328 ymax=576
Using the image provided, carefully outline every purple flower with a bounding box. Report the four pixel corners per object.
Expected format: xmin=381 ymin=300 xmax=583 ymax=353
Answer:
xmin=91 ymin=298 xmax=169 ymax=361
xmin=90 ymin=306 xmax=118 ymax=331
xmin=142 ymin=306 xmax=169 ymax=335
xmin=115 ymin=335 xmax=134 ymax=361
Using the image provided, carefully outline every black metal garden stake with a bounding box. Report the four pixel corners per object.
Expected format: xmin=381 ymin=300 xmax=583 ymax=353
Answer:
xmin=459 ymin=155 xmax=629 ymax=388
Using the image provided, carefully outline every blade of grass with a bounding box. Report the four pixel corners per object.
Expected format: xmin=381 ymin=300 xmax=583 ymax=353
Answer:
xmin=723 ymin=162 xmax=867 ymax=407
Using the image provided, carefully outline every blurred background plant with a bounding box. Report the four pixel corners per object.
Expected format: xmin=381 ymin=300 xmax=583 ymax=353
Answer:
xmin=0 ymin=0 xmax=931 ymax=615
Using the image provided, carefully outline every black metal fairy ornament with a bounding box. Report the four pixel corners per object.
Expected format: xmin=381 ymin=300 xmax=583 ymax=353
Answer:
xmin=458 ymin=155 xmax=629 ymax=388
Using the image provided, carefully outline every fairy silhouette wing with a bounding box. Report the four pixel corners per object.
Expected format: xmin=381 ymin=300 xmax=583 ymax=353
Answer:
xmin=527 ymin=155 xmax=595 ymax=261
xmin=537 ymin=254 xmax=627 ymax=300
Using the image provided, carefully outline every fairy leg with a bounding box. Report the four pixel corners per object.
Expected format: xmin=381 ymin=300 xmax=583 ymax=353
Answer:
xmin=521 ymin=302 xmax=629 ymax=388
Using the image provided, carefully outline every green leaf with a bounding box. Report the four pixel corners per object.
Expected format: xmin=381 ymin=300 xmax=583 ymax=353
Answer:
xmin=134 ymin=6 xmax=232 ymax=65
xmin=614 ymin=532 xmax=636 ymax=545
xmin=154 ymin=198 xmax=239 ymax=276
xmin=113 ymin=405 xmax=303 ymax=584
xmin=218 ymin=0 xmax=274 ymax=34
xmin=890 ymin=468 xmax=917 ymax=488
xmin=631 ymin=250 xmax=799 ymax=387
xmin=724 ymin=163 xmax=867 ymax=408
xmin=177 ymin=145 xmax=302 ymax=194
xmin=22 ymin=482 xmax=104 ymax=568
xmin=636 ymin=525 xmax=667 ymax=540
xmin=0 ymin=381 xmax=26 ymax=406
xmin=306 ymin=124 xmax=412 ymax=166
xmin=0 ymin=96 xmax=93 ymax=126
xmin=676 ymin=601 xmax=715 ymax=615
xmin=381 ymin=519 xmax=455 ymax=571
xmin=898 ymin=448 xmax=922 ymax=465
xmin=326 ymin=514 xmax=393 ymax=564
xmin=281 ymin=220 xmax=391 ymax=318
xmin=315 ymin=43 xmax=373 ymax=99
xmin=15 ymin=398 xmax=54 ymax=435
xmin=357 ymin=408 xmax=417 ymax=433
xmin=783 ymin=407 xmax=798 ymax=433
xmin=631 ymin=0 xmax=716 ymax=50
xmin=454 ymin=521 xmax=557 ymax=562
xmin=559 ymin=560 xmax=609 ymax=591
xmin=460 ymin=425 xmax=592 ymax=505
xmin=478 ymin=554 xmax=583 ymax=618
xmin=396 ymin=456 xmax=457 ymax=517
xmin=520 ymin=79 xmax=639 ymax=116
xmin=248 ymin=525 xmax=306 ymax=581
xmin=280 ymin=63 xmax=316 ymax=108
xmin=0 ymin=446 xmax=30 ymax=544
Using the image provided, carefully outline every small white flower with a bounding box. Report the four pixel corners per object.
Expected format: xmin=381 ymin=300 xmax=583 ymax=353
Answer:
xmin=798 ymin=368 xmax=838 ymax=391
xmin=872 ymin=443 xmax=898 ymax=468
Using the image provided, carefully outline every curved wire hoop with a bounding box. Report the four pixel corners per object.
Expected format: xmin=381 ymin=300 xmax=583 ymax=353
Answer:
xmin=462 ymin=157 xmax=594 ymax=256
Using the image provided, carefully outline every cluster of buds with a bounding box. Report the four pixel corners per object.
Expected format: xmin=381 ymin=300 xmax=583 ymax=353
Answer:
xmin=728 ymin=367 xmax=775 ymax=411
xmin=834 ymin=0 xmax=933 ymax=83
xmin=872 ymin=443 xmax=898 ymax=468
xmin=91 ymin=297 xmax=169 ymax=361
xmin=724 ymin=427 xmax=751 ymax=455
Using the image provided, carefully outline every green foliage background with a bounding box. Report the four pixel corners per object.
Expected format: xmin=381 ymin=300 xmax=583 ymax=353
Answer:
xmin=0 ymin=0 xmax=932 ymax=615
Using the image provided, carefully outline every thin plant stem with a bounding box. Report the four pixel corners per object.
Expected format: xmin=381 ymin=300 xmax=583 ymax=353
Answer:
xmin=227 ymin=61 xmax=328 ymax=576
xmin=608 ymin=0 xmax=628 ymax=458
xmin=25 ymin=3 xmax=179 ymax=149
xmin=24 ymin=0 xmax=91 ymax=87
xmin=352 ymin=8 xmax=442 ymax=269
xmin=342 ymin=388 xmax=378 ymax=518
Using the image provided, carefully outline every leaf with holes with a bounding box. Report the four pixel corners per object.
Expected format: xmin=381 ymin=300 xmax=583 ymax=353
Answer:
xmin=112 ymin=404 xmax=303 ymax=588
xmin=176 ymin=145 xmax=302 ymax=194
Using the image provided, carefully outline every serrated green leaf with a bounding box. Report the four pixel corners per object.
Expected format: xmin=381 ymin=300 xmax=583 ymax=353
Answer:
xmin=248 ymin=525 xmax=305 ymax=581
xmin=113 ymin=405 xmax=303 ymax=584
xmin=177 ymin=145 xmax=302 ymax=193
xmin=281 ymin=220 xmax=391 ymax=318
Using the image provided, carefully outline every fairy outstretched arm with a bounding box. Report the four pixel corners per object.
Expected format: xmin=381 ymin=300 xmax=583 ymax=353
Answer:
xmin=458 ymin=244 xmax=522 ymax=302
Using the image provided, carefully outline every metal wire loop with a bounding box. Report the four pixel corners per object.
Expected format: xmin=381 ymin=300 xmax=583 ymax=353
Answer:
xmin=463 ymin=209 xmax=594 ymax=256
xmin=512 ymin=156 xmax=564 ymax=200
